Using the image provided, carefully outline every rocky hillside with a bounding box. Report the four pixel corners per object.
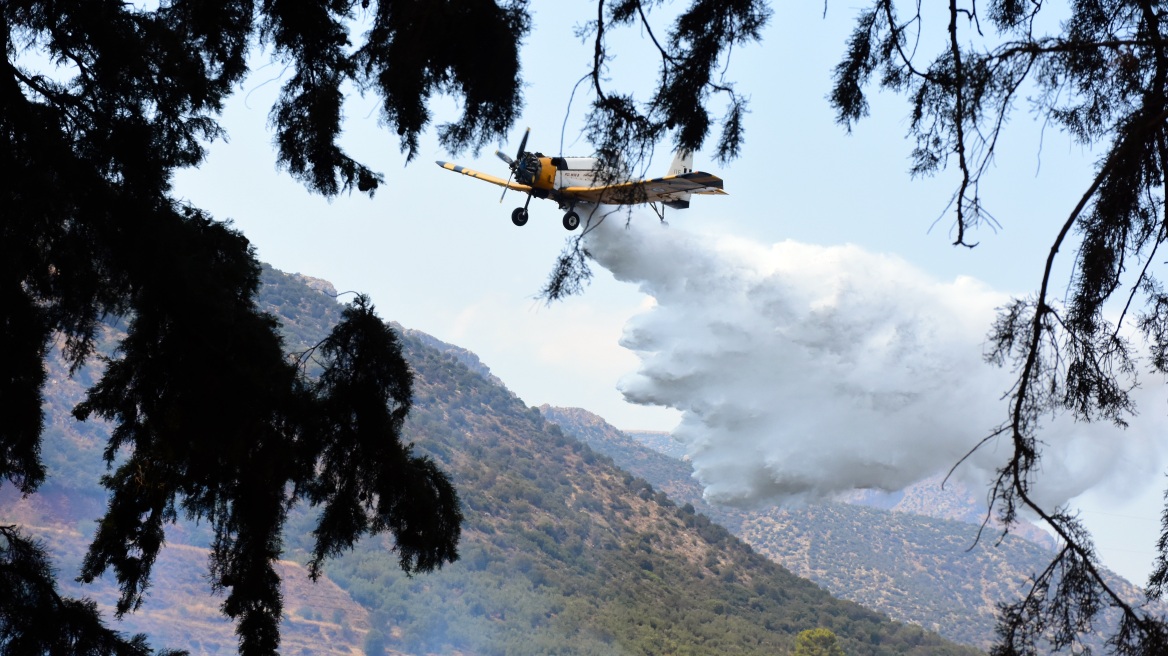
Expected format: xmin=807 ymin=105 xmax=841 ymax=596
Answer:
xmin=545 ymin=406 xmax=1154 ymax=651
xmin=837 ymin=476 xmax=1056 ymax=550
xmin=1 ymin=266 xmax=981 ymax=656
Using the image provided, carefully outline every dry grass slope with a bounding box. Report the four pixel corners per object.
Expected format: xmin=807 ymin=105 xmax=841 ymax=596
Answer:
xmin=0 ymin=510 xmax=377 ymax=656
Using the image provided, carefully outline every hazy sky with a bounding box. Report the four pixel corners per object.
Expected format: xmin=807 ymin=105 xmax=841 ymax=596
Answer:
xmin=171 ymin=4 xmax=1163 ymax=583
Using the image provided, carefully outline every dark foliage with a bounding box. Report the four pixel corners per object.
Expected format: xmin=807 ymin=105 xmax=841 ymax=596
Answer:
xmin=67 ymin=281 xmax=461 ymax=656
xmin=832 ymin=1 xmax=1168 ymax=654
xmin=542 ymin=234 xmax=596 ymax=302
xmin=303 ymin=298 xmax=462 ymax=579
xmin=581 ymin=0 xmax=769 ymax=169
xmin=6 ymin=2 xmax=509 ymax=651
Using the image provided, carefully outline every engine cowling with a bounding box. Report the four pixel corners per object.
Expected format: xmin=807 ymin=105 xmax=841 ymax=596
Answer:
xmin=515 ymin=153 xmax=556 ymax=190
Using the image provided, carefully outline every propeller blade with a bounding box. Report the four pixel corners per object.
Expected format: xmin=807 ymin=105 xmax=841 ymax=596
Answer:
xmin=515 ymin=127 xmax=530 ymax=162
xmin=500 ymin=170 xmax=515 ymax=204
xmin=500 ymin=127 xmax=529 ymax=202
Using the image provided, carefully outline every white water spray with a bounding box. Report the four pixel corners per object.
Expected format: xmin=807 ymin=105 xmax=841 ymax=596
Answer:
xmin=583 ymin=215 xmax=1166 ymax=509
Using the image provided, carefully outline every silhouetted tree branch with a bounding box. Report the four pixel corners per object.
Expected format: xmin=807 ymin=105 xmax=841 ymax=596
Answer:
xmin=5 ymin=1 xmax=505 ymax=652
xmin=832 ymin=1 xmax=1168 ymax=653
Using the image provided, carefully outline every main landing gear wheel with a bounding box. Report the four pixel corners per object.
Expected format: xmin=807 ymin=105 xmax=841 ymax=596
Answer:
xmin=511 ymin=207 xmax=529 ymax=226
xmin=562 ymin=211 xmax=580 ymax=231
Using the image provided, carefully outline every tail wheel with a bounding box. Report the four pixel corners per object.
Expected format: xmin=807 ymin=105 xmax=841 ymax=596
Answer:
xmin=511 ymin=207 xmax=529 ymax=226
xmin=562 ymin=211 xmax=580 ymax=231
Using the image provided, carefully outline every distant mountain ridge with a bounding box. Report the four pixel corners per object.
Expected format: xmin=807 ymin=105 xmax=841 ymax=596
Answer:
xmin=838 ymin=476 xmax=1056 ymax=550
xmin=622 ymin=428 xmax=1055 ymax=548
xmin=394 ymin=322 xmax=510 ymax=391
xmin=623 ymin=430 xmax=685 ymax=459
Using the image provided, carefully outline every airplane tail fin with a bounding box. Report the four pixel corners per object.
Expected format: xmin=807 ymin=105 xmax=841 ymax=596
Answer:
xmin=668 ymin=149 xmax=693 ymax=176
xmin=664 ymin=150 xmax=693 ymax=209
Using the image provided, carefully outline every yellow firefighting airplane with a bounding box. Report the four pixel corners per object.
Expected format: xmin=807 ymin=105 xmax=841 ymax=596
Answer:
xmin=435 ymin=128 xmax=727 ymax=231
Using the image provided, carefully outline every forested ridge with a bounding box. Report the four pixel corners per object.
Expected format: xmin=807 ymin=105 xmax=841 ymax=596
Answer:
xmin=1 ymin=266 xmax=979 ymax=655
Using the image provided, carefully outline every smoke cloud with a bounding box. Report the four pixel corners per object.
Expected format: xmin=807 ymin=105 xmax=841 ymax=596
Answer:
xmin=583 ymin=215 xmax=1167 ymax=509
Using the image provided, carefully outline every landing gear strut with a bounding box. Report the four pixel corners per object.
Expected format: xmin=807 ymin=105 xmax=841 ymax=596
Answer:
xmin=512 ymin=194 xmax=533 ymax=227
xmin=562 ymin=210 xmax=580 ymax=231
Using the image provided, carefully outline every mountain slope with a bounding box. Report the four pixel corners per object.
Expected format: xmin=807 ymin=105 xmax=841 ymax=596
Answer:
xmin=300 ymin=327 xmax=980 ymax=655
xmin=3 ymin=266 xmax=980 ymax=655
xmin=541 ymin=405 xmax=1155 ymax=651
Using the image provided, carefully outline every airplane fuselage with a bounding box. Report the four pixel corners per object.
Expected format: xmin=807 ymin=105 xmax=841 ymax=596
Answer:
xmin=518 ymin=155 xmax=615 ymax=196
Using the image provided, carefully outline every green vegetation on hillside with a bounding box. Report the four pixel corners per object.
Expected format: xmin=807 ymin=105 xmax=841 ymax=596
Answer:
xmin=794 ymin=628 xmax=846 ymax=656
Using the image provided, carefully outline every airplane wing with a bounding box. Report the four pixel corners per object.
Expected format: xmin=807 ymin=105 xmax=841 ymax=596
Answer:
xmin=560 ymin=171 xmax=727 ymax=205
xmin=435 ymin=161 xmax=532 ymax=193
